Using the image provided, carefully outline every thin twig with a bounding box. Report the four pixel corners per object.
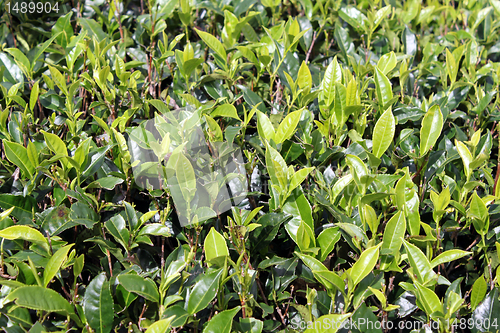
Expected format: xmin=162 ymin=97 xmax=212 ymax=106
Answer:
xmin=466 ymin=236 xmax=481 ymax=251
xmin=138 ymin=303 xmax=147 ymax=331
xmin=102 ymin=227 xmax=113 ymax=277
xmin=112 ymin=0 xmax=124 ymax=44
xmin=305 ymin=31 xmax=318 ymax=64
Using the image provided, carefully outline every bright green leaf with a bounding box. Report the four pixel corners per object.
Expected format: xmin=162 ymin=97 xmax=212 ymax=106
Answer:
xmin=204 ymin=227 xmax=229 ymax=262
xmin=420 ymin=105 xmax=443 ymax=156
xmin=372 ymin=107 xmax=395 ymax=158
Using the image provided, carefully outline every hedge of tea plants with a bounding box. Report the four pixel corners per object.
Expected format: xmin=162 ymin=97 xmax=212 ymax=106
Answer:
xmin=1 ymin=0 xmax=500 ymax=332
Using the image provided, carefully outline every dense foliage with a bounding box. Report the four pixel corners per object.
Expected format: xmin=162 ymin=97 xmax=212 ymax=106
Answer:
xmin=2 ymin=0 xmax=500 ymax=332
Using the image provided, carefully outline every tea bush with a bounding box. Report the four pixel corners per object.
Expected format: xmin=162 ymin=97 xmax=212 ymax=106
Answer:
xmin=1 ymin=0 xmax=500 ymax=332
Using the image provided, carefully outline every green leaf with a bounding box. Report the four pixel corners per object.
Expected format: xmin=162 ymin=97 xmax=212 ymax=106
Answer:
xmin=431 ymin=187 xmax=451 ymax=223
xmin=27 ymin=141 xmax=39 ymax=169
xmin=145 ymin=317 xmax=175 ymax=333
xmin=74 ymin=254 xmax=84 ymax=280
xmin=32 ymin=33 xmax=61 ymax=67
xmin=406 ymin=190 xmax=421 ymax=236
xmin=84 ymin=273 xmax=114 ymax=333
xmin=206 ymin=115 xmax=223 ymax=141
xmin=162 ymin=305 xmax=188 ymax=327
xmin=295 ymin=252 xmax=328 ymax=271
xmin=312 ymin=270 xmax=346 ymax=294
xmin=73 ymin=138 xmax=92 ymax=171
xmin=446 ymin=291 xmax=464 ymax=319
xmin=361 ymin=204 xmax=379 ymax=235
xmin=414 ymin=281 xmax=443 ymax=317
xmin=203 ymin=306 xmax=240 ymax=333
xmin=135 ymin=214 xmax=155 ymax=235
xmin=330 ymin=174 xmax=353 ymax=203
xmin=184 ymin=58 xmax=204 ymax=77
xmin=0 ymin=52 xmax=23 ymax=84
xmin=251 ymin=213 xmax=290 ymax=250
xmin=394 ymin=174 xmax=407 ymax=210
xmin=5 ymin=48 xmax=31 ymax=78
xmin=403 ymin=27 xmax=417 ymax=56
xmin=297 ymin=61 xmax=312 ymax=94
xmin=446 ymin=48 xmax=458 ymax=85
xmin=317 ymin=227 xmax=341 ymax=262
xmin=471 ymin=288 xmax=500 ymax=332
xmin=0 ymin=226 xmax=49 ymax=253
xmin=175 ymin=152 xmax=196 ymax=202
xmin=296 ymin=252 xmax=344 ymax=292
xmin=345 ymin=154 xmax=368 ymax=191
xmin=346 ymin=79 xmax=360 ymax=106
xmin=138 ymin=224 xmax=171 ymax=237
xmin=88 ymin=177 xmax=124 ymax=190
xmin=6 ymin=286 xmax=74 ymax=314
xmin=351 ymin=303 xmax=381 ymax=333
xmin=43 ymin=202 xmax=98 ymax=236
xmin=283 ymin=188 xmax=315 ymax=245
xmin=237 ymin=46 xmax=259 ymax=67
xmin=3 ymin=141 xmax=35 ymax=179
xmin=381 ymin=211 xmax=406 ymax=256
xmin=123 ymin=201 xmax=140 ymax=232
xmin=377 ymin=52 xmax=398 ymax=75
xmin=44 ymin=244 xmax=73 ymax=287
xmin=430 ymin=250 xmax=472 ymax=269
xmin=48 ymin=66 xmax=68 ymax=95
xmin=420 ymin=105 xmax=443 ymax=156
xmin=275 ymin=110 xmax=302 ymax=144
xmin=41 ymin=206 xmax=71 ymax=237
xmin=368 ymin=286 xmax=387 ymax=308
xmin=332 ymin=82 xmax=347 ymax=126
xmin=211 ymin=104 xmax=241 ymax=121
xmin=374 ymin=67 xmax=393 ymax=109
xmin=204 ymin=227 xmax=229 ymax=262
xmin=79 ymin=18 xmax=108 ymax=41
xmin=4 ymin=306 xmax=33 ymax=327
xmin=349 ymin=244 xmax=380 ymax=288
xmin=105 ymin=215 xmax=130 ymax=251
xmin=256 ymin=110 xmax=275 ymax=142
xmin=41 ymin=130 xmax=67 ymax=157
xmin=30 ymin=81 xmax=40 ymax=112
xmin=372 ymin=107 xmax=395 ymax=158
xmin=456 ymin=140 xmax=472 ymax=180
xmin=115 ymin=284 xmax=137 ymax=312
xmin=239 ymin=317 xmax=263 ymax=333
xmin=0 ymin=207 xmax=14 ymax=223
xmin=296 ymin=221 xmax=311 ymax=251
xmin=468 ymin=191 xmax=488 ymax=235
xmin=339 ymin=6 xmax=368 ymax=30
xmin=0 ymin=194 xmax=37 ymax=221
xmin=187 ymin=268 xmax=223 ymax=314
xmin=241 ymin=86 xmax=266 ymax=112
xmin=320 ymin=56 xmax=342 ymax=109
xmin=402 ymin=239 xmax=437 ymax=284
xmin=92 ymin=115 xmax=111 ymax=136
xmin=194 ymin=29 xmax=227 ymax=65
xmin=148 ymin=99 xmax=170 ymax=114
xmin=288 ymin=167 xmax=314 ymax=194
xmin=98 ymin=66 xmax=110 ymax=90
xmin=118 ymin=274 xmax=159 ymax=303
xmin=265 ymin=144 xmax=287 ymax=189
xmin=243 ymin=206 xmax=263 ymax=226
